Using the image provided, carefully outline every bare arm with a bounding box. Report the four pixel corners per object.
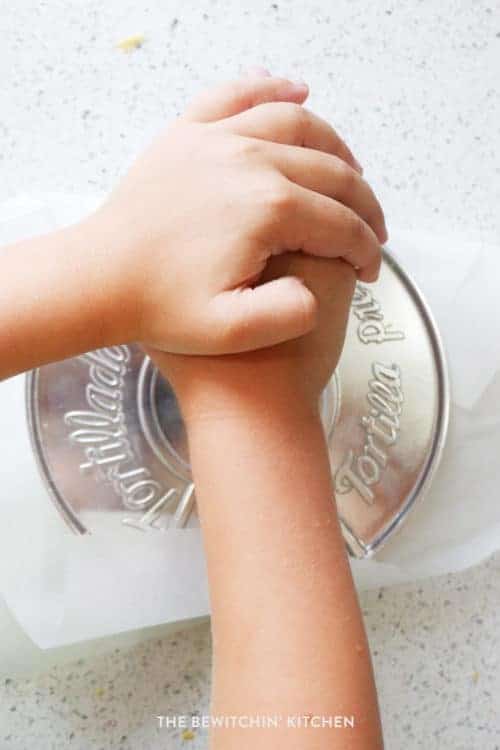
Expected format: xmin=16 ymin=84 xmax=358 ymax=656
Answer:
xmin=186 ymin=398 xmax=382 ymax=749
xmin=151 ymin=254 xmax=384 ymax=749
xmin=0 ymin=217 xmax=132 ymax=380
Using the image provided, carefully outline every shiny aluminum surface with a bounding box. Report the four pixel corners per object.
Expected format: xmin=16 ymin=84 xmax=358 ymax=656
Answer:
xmin=26 ymin=249 xmax=449 ymax=558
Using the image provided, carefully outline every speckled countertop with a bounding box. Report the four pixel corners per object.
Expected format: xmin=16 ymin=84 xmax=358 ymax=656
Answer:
xmin=1 ymin=1 xmax=500 ymax=748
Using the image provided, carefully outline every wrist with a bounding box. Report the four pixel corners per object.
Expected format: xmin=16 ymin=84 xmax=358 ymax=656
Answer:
xmin=176 ymin=368 xmax=322 ymax=434
xmin=71 ymin=210 xmax=141 ymax=347
xmin=0 ymin=215 xmax=140 ymax=378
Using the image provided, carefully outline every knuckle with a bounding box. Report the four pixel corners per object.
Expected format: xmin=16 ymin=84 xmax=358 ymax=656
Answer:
xmin=337 ymin=140 xmax=354 ymax=164
xmin=350 ymin=213 xmax=368 ymax=244
xmin=373 ymin=199 xmax=386 ymax=229
xmin=211 ymin=302 xmax=245 ymax=352
xmin=283 ymin=102 xmax=309 ymax=142
xmin=225 ymin=79 xmax=250 ymax=108
xmin=363 ymin=184 xmax=385 ymax=227
xmin=335 ymin=158 xmax=357 ymax=193
xmin=370 ymin=205 xmax=386 ymax=236
xmin=266 ymin=181 xmax=296 ymax=216
xmin=230 ymin=136 xmax=261 ymax=161
xmin=217 ymin=318 xmax=240 ymax=351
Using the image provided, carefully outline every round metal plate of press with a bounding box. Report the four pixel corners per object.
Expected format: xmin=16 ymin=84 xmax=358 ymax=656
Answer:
xmin=26 ymin=248 xmax=449 ymax=558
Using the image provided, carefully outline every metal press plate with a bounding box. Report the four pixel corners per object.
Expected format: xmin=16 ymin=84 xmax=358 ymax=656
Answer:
xmin=26 ymin=249 xmax=449 ymax=558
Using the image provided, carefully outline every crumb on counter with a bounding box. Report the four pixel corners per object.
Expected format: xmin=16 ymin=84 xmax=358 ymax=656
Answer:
xmin=116 ymin=34 xmax=145 ymax=52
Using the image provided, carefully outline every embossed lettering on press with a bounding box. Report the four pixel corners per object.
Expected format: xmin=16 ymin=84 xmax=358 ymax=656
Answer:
xmin=62 ymin=346 xmax=192 ymax=529
xmin=352 ymin=284 xmax=405 ymax=345
xmin=335 ymin=362 xmax=403 ymax=504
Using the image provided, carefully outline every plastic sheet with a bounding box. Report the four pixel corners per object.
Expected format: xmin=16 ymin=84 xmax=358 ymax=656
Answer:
xmin=1 ymin=194 xmax=499 ymax=654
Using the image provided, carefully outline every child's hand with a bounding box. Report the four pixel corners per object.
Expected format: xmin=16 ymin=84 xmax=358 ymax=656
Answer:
xmin=147 ymin=252 xmax=356 ymax=423
xmin=93 ymin=75 xmax=385 ymax=355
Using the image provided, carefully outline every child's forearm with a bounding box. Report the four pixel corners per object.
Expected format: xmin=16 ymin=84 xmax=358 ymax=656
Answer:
xmin=0 ymin=216 xmax=132 ymax=380
xmin=184 ymin=393 xmax=384 ymax=749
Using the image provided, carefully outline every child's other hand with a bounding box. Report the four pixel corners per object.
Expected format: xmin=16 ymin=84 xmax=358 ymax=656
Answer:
xmin=92 ymin=75 xmax=385 ymax=355
xmin=147 ymin=253 xmax=356 ymax=424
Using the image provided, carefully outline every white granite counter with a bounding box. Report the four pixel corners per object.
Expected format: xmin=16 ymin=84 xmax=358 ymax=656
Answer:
xmin=1 ymin=1 xmax=499 ymax=747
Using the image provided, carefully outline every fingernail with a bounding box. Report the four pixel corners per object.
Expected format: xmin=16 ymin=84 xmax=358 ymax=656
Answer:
xmin=276 ymin=80 xmax=309 ymax=102
xmin=289 ymin=81 xmax=309 ymax=96
xmin=245 ymin=66 xmax=271 ymax=77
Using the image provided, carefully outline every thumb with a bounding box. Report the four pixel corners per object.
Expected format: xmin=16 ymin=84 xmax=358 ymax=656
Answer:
xmin=183 ymin=75 xmax=309 ymax=123
xmin=208 ymin=276 xmax=318 ymax=354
